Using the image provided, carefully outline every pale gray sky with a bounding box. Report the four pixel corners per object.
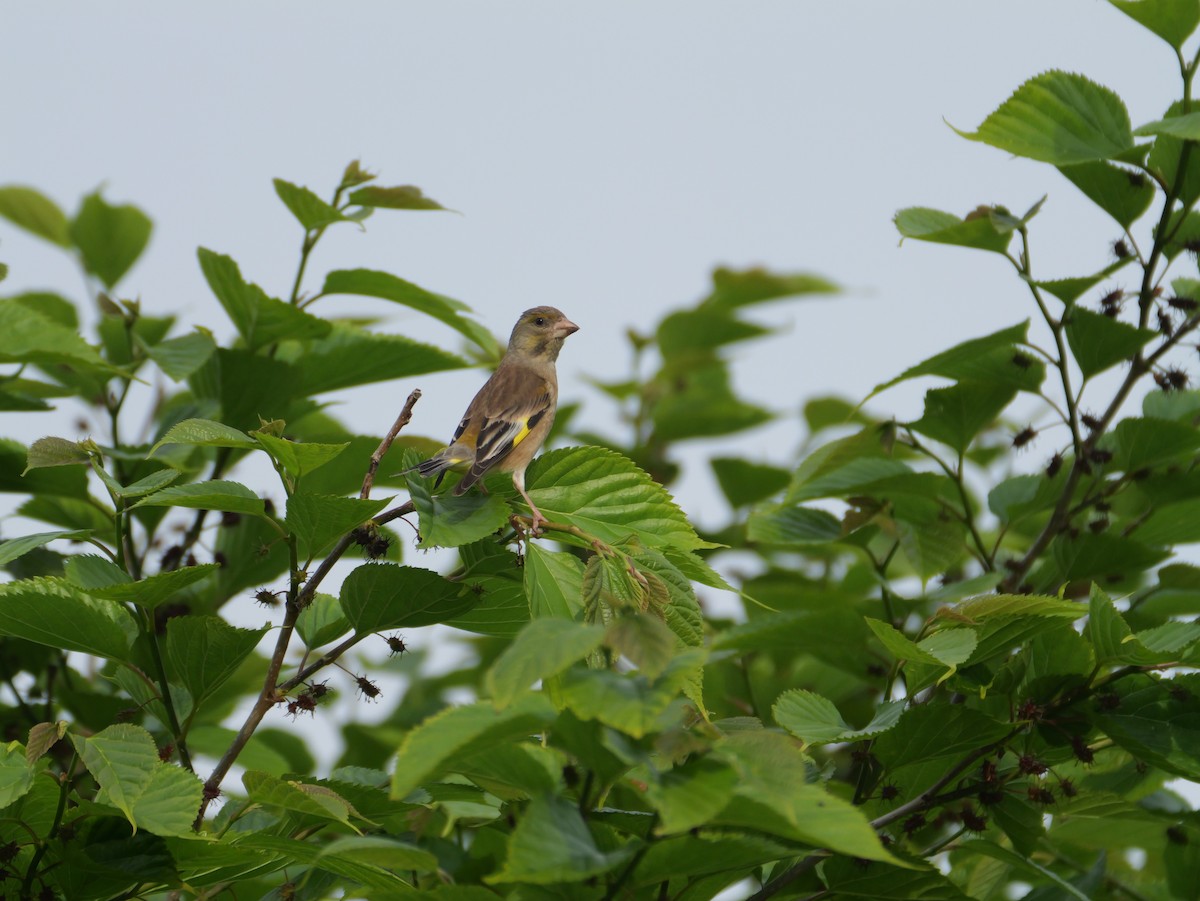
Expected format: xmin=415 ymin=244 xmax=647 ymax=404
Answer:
xmin=2 ymin=0 xmax=1192 ymax=793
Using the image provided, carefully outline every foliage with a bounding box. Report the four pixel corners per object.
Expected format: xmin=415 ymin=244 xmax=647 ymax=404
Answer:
xmin=1 ymin=7 xmax=1200 ymax=899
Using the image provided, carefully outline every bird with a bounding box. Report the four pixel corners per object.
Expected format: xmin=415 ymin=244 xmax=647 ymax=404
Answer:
xmin=410 ymin=306 xmax=579 ymax=533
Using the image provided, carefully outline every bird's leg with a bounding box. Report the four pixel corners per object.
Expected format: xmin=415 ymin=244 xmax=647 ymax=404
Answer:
xmin=512 ymin=470 xmax=546 ymax=535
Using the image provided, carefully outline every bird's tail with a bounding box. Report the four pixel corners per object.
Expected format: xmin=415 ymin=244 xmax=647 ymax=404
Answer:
xmin=406 ymin=446 xmax=470 ymax=490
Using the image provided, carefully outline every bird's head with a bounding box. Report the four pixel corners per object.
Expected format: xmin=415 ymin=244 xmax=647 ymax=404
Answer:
xmin=507 ymin=306 xmax=580 ymax=362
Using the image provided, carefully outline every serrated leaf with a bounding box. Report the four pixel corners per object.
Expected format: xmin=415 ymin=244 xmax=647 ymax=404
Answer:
xmin=704 ymin=266 xmax=839 ymax=307
xmin=910 ymin=380 xmax=1017 ymax=453
xmin=1066 ymin=308 xmax=1157 ymax=378
xmin=131 ymin=764 xmax=204 ymax=837
xmin=1086 ymin=584 xmax=1173 ymax=665
xmin=286 ymin=494 xmax=389 ymax=561
xmin=526 ymin=446 xmax=711 ymax=551
xmin=340 ymin=563 xmax=476 ymax=634
xmin=406 ymin=467 xmax=511 ymax=548
xmin=251 ymin=432 xmax=349 ymax=479
xmin=24 ymin=436 xmax=90 ymax=471
xmin=644 ymin=756 xmax=739 ymax=836
xmin=873 ymin=705 xmax=1010 ymax=771
xmin=822 ymin=855 xmax=974 ymax=900
xmin=488 ymin=793 xmax=631 ymax=884
xmin=869 ymin=322 xmax=1039 ymax=399
xmin=273 ymin=178 xmax=348 ymax=230
xmin=150 ymin=418 xmax=257 ymax=455
xmin=132 ymin=479 xmax=266 ymax=517
xmin=1058 ymin=160 xmax=1155 ymax=228
xmin=0 ymin=299 xmax=119 ymax=377
xmin=390 ymin=694 xmax=556 ymax=799
xmin=0 ymin=741 xmax=34 ymax=808
xmin=318 ymin=836 xmax=439 ymax=873
xmin=244 ymin=770 xmax=358 ymax=828
xmin=0 ymin=185 xmax=70 ymax=246
xmin=0 ymin=577 xmax=135 ymax=659
xmin=166 ymin=616 xmax=268 ymax=710
xmin=72 ymin=724 xmax=159 ymax=828
xmin=557 ymin=649 xmax=706 ymax=738
xmin=485 ymin=618 xmax=605 ymax=708
xmin=296 ymin=593 xmax=351 ymax=649
xmin=1110 ymin=416 xmax=1200 ymax=471
xmin=957 ymin=70 xmax=1134 ymax=164
xmin=26 ymin=721 xmax=67 ymax=765
xmin=774 ymin=690 xmax=905 ymax=745
xmin=70 ymin=192 xmax=152 ymax=288
xmin=605 ymin=613 xmax=677 ymax=679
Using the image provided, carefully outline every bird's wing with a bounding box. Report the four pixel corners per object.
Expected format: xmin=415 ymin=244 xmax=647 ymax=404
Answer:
xmin=462 ymin=366 xmax=554 ymax=481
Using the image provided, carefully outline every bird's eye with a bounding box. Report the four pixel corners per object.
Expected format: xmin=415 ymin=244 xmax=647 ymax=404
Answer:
xmin=534 ymin=317 xmax=546 ymax=326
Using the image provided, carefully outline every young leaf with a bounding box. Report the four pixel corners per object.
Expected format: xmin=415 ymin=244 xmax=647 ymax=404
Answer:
xmin=24 ymin=437 xmax=91 ymax=472
xmin=150 ymin=418 xmax=258 ymax=455
xmin=1108 ymin=0 xmax=1200 ymax=49
xmin=340 ymin=563 xmax=476 ymax=633
xmin=251 ymin=432 xmax=350 ymax=479
xmin=957 ymin=71 xmax=1134 ymax=164
xmin=347 ymin=184 xmax=449 ymax=211
xmin=485 ymin=618 xmax=606 ymax=708
xmin=893 ymin=207 xmax=1014 ymax=254
xmin=69 ymin=192 xmax=153 ymax=288
xmin=0 ymin=185 xmax=70 ymax=246
xmin=273 ymin=178 xmax=348 ymax=230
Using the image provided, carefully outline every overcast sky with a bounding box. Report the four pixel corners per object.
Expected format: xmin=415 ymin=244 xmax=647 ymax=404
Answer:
xmin=3 ymin=2 xmax=1182 ymax=529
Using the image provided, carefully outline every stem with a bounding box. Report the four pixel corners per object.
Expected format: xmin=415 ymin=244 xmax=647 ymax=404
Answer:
xmin=361 ymin=390 xmax=422 ymax=499
xmin=602 ymin=814 xmax=658 ymax=901
xmin=139 ymin=609 xmax=193 ymax=772
xmin=22 ymin=758 xmax=74 ymax=896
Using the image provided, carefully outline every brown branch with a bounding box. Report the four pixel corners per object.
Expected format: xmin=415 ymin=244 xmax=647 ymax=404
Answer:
xmin=361 ymin=389 xmax=422 ymax=499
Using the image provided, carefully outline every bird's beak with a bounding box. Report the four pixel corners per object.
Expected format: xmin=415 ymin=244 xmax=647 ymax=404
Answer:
xmin=556 ymin=319 xmax=580 ymax=337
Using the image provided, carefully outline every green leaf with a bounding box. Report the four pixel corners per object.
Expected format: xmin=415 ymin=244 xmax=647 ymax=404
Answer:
xmin=1066 ymin=308 xmax=1157 ymax=378
xmin=605 ymin=613 xmax=678 ymax=679
xmin=0 ymin=529 xmax=91 ymax=565
xmin=131 ymin=763 xmax=204 ymax=837
xmin=704 ymin=266 xmax=839 ymax=307
xmin=273 ymin=178 xmax=348 ymax=230
xmin=286 ymin=494 xmax=389 ymax=561
xmin=1028 ymin=258 xmax=1133 ymax=304
xmin=526 ymin=446 xmax=712 ymax=551
xmin=166 ymin=617 xmax=269 ymax=710
xmin=91 ymin=564 xmax=219 ymax=610
xmin=488 ymin=793 xmax=630 ymax=884
xmin=190 ymin=347 xmax=298 ymax=430
xmin=1109 ymin=0 xmax=1200 ymax=48
xmin=910 ymin=381 xmax=1017 ymax=453
xmin=960 ymin=840 xmax=1091 ymax=901
xmin=0 ymin=186 xmax=70 ymax=246
xmin=118 ymin=469 xmax=181 ymax=500
xmin=321 ymin=269 xmax=498 ymax=355
xmin=390 ymin=694 xmax=556 ymax=799
xmin=251 ymin=432 xmax=349 ymax=479
xmin=406 ymin=467 xmax=512 ymax=548
xmin=1058 ymin=160 xmax=1155 ymax=228
xmin=746 ymin=503 xmax=841 ymax=545
xmin=1136 ymin=110 xmax=1200 ymax=139
xmin=871 ymin=324 xmax=1038 ymax=401
xmin=150 ymin=418 xmax=257 ymax=455
xmin=278 ymin=322 xmax=467 ymax=394
xmin=0 ymin=577 xmax=135 ymax=659
xmin=873 ymin=705 xmax=1010 ymax=771
xmin=0 ymin=742 xmax=34 ymax=808
xmin=1092 ymin=673 xmax=1200 ymax=778
xmin=957 ymin=70 xmax=1134 ymax=164
xmin=893 ymin=207 xmax=1013 ymax=254
xmin=347 ymin=184 xmax=449 ymax=211
xmin=657 ymin=308 xmax=772 ymax=360
xmin=197 ymin=248 xmax=331 ymax=350
xmin=774 ymin=690 xmax=904 ymax=745
xmin=296 ymin=594 xmax=351 ymax=649
xmin=717 ymin=730 xmax=897 ymax=862
xmin=318 ymin=836 xmax=439 ymax=874
xmin=1109 ymin=416 xmax=1200 ymax=471
xmin=243 ymin=771 xmax=360 ymax=828
xmin=69 ymin=191 xmax=153 ymax=288
xmin=71 ymin=724 xmax=158 ymax=828
xmin=523 ymin=544 xmax=585 ymax=620
xmin=24 ymin=436 xmax=91 ymax=472
xmin=0 ymin=298 xmax=118 ymax=376
xmin=643 ymin=756 xmax=739 ymax=836
xmin=340 ymin=563 xmax=476 ymax=634
xmin=143 ymin=330 xmax=217 ymax=381
xmin=710 ymin=457 xmax=790 ymax=508
xmin=866 ymin=619 xmax=946 ymax=667
xmin=485 ymin=618 xmax=606 ymax=708
xmin=821 ymin=855 xmax=974 ymax=899
xmin=557 ymin=649 xmax=706 ymax=738
xmin=132 ymin=479 xmax=266 ymax=517
xmin=1086 ymin=584 xmax=1174 ymax=665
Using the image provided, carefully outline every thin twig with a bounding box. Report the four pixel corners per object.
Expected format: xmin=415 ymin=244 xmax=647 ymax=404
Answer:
xmin=361 ymin=389 xmax=422 ymax=499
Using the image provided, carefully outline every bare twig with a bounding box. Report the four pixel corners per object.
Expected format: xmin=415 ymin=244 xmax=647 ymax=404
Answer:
xmin=361 ymin=389 xmax=422 ymax=499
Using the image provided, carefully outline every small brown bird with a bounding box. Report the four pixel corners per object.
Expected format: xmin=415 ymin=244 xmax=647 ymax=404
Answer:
xmin=412 ymin=306 xmax=579 ymax=532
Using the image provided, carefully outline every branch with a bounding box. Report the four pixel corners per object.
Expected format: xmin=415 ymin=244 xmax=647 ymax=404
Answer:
xmin=361 ymin=389 xmax=422 ymax=499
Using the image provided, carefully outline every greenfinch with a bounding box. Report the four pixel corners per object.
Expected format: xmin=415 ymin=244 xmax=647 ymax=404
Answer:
xmin=412 ymin=306 xmax=579 ymax=532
